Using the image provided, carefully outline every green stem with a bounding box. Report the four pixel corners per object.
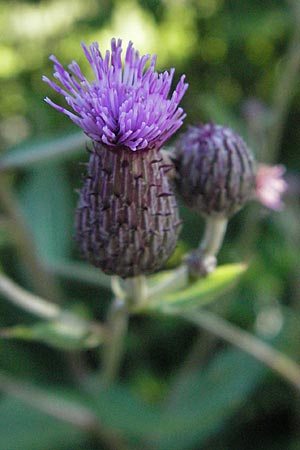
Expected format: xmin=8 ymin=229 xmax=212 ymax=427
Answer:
xmin=266 ymin=0 xmax=300 ymax=162
xmin=182 ymin=309 xmax=300 ymax=391
xmin=186 ymin=216 xmax=228 ymax=276
xmin=102 ymin=275 xmax=148 ymax=385
xmin=102 ymin=297 xmax=129 ymax=385
xmin=0 ymin=270 xmax=107 ymax=343
xmin=125 ymin=275 xmax=148 ymax=305
xmin=0 ymin=178 xmax=61 ymax=302
xmin=0 ymin=372 xmax=124 ymax=450
xmin=0 ymin=271 xmax=60 ymax=319
xmin=200 ymin=215 xmax=228 ymax=257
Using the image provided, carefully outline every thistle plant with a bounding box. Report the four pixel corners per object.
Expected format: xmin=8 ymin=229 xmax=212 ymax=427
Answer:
xmin=0 ymin=27 xmax=297 ymax=450
xmin=41 ymin=40 xmax=288 ymax=381
xmin=42 ymin=38 xmax=190 ymax=381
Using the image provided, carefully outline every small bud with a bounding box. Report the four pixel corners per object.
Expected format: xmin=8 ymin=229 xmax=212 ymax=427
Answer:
xmin=173 ymin=123 xmax=256 ymax=218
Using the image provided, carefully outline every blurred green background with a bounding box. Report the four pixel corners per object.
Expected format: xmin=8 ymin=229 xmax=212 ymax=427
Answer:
xmin=0 ymin=0 xmax=300 ymax=449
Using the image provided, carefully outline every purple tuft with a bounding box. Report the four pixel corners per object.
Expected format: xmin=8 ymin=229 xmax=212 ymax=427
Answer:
xmin=43 ymin=38 xmax=188 ymax=151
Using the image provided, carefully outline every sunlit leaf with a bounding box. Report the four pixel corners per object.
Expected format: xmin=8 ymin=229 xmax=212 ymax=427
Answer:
xmin=0 ymin=314 xmax=103 ymax=350
xmin=144 ymin=263 xmax=247 ymax=312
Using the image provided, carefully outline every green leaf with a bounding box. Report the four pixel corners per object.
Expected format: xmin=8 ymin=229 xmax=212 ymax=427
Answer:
xmin=153 ymin=348 xmax=266 ymax=450
xmin=153 ymin=308 xmax=300 ymax=450
xmin=19 ymin=162 xmax=73 ymax=262
xmin=0 ymin=396 xmax=85 ymax=450
xmin=145 ymin=263 xmax=247 ymax=312
xmin=0 ymin=132 xmax=86 ymax=171
xmin=88 ymin=347 xmax=265 ymax=448
xmin=92 ymin=381 xmax=161 ymax=438
xmin=46 ymin=259 xmax=111 ymax=290
xmin=0 ymin=314 xmax=103 ymax=350
xmin=88 ymin=310 xmax=300 ymax=449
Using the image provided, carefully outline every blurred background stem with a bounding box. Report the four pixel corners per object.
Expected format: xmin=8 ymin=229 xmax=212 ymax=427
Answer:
xmin=266 ymin=0 xmax=300 ymax=162
xmin=182 ymin=309 xmax=300 ymax=392
xmin=0 ymin=176 xmax=91 ymax=383
xmin=238 ymin=0 xmax=300 ymax=261
xmin=0 ymin=176 xmax=62 ymax=302
xmin=0 ymin=372 xmax=125 ymax=450
xmin=0 ymin=271 xmax=60 ymax=319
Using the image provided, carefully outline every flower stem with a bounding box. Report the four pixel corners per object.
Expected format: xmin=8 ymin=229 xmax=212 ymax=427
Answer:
xmin=102 ymin=297 xmax=129 ymax=386
xmin=125 ymin=275 xmax=148 ymax=305
xmin=186 ymin=216 xmax=228 ymax=277
xmin=200 ymin=215 xmax=228 ymax=257
xmin=102 ymin=276 xmax=148 ymax=385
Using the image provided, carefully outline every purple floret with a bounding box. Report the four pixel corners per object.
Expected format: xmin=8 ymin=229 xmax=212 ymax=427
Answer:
xmin=43 ymin=38 xmax=188 ymax=151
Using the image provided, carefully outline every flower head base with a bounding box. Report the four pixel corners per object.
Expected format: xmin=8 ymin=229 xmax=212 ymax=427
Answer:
xmin=173 ymin=123 xmax=256 ymax=218
xmin=76 ymin=143 xmax=181 ymax=278
xmin=255 ymin=164 xmax=287 ymax=211
xmin=43 ymin=38 xmax=188 ymax=151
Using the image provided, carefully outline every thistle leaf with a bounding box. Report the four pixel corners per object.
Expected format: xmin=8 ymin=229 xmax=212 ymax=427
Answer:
xmin=144 ymin=263 xmax=247 ymax=312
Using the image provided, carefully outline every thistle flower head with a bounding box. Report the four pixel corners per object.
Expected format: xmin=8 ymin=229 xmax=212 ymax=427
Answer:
xmin=43 ymin=39 xmax=187 ymax=278
xmin=255 ymin=164 xmax=287 ymax=211
xmin=43 ymin=38 xmax=188 ymax=151
xmin=173 ymin=123 xmax=256 ymax=217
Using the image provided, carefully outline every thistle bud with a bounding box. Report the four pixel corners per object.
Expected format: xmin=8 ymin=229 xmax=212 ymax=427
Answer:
xmin=75 ymin=143 xmax=181 ymax=278
xmin=43 ymin=38 xmax=188 ymax=277
xmin=173 ymin=123 xmax=256 ymax=218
